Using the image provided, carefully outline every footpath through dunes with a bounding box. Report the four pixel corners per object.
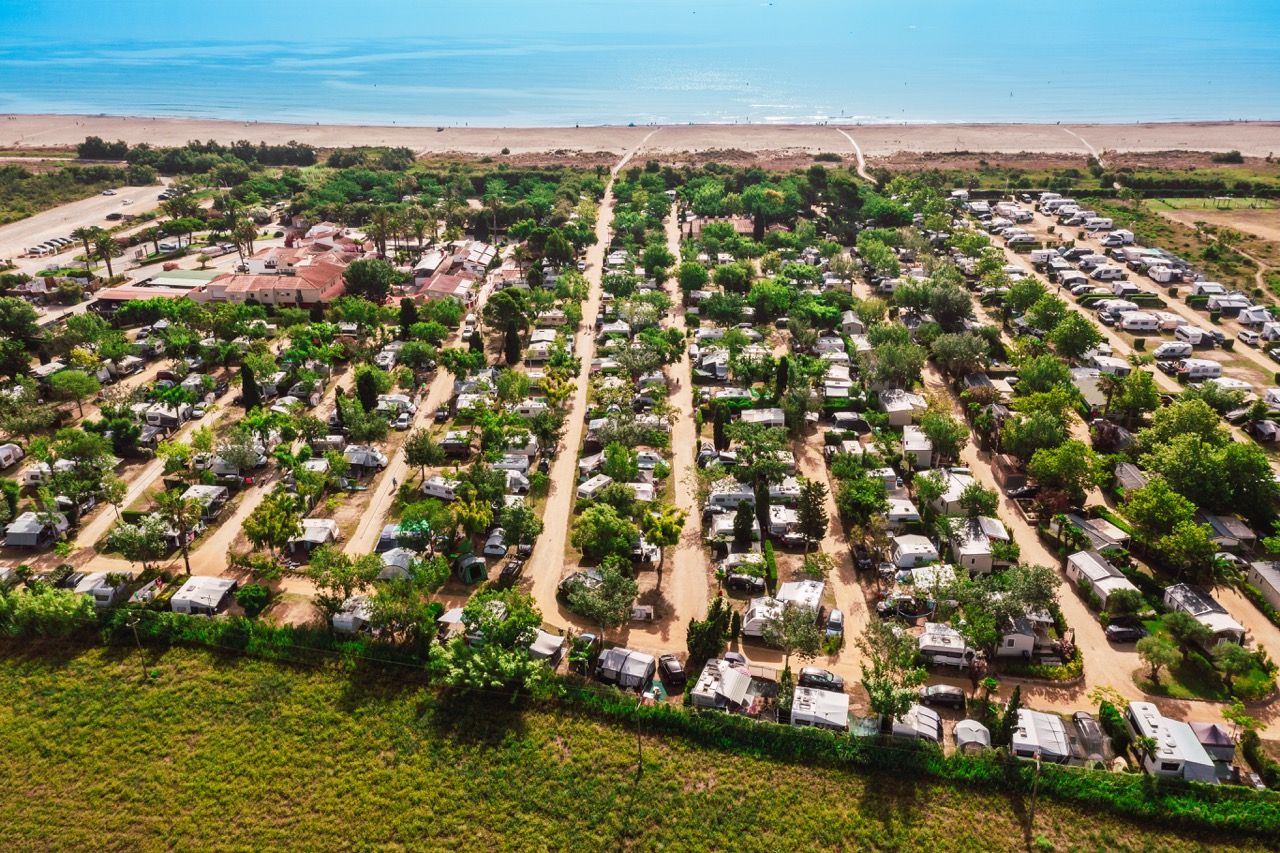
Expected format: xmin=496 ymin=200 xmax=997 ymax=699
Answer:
xmin=525 ymin=128 xmax=664 ymax=636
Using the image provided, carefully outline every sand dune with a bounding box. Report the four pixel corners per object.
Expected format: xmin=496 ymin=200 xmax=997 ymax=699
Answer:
xmin=3 ymin=113 xmax=1279 ymax=158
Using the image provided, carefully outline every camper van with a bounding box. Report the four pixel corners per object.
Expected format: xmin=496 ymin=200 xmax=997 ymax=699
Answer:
xmin=1148 ymin=265 xmax=1182 ymax=284
xmin=1090 ymin=265 xmax=1124 ymax=282
xmin=1152 ymin=341 xmax=1193 ymax=361
xmin=0 ymin=443 xmax=23 ymax=469
xmin=1111 ymin=281 xmax=1141 ymax=298
xmin=421 ymin=476 xmax=461 ymax=501
xmin=1029 ymin=249 xmax=1057 ymax=266
xmin=1119 ymin=312 xmax=1159 ymax=333
xmin=1084 ymin=217 xmax=1114 ymax=232
xmin=576 ymin=473 xmax=613 ymax=500
xmin=918 ymin=623 xmax=978 ymax=669
xmin=1175 ymin=326 xmax=1208 ymax=347
xmin=1177 ymin=358 xmax=1222 ymax=381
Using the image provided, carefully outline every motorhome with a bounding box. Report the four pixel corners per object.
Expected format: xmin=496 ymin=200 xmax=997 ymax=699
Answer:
xmin=918 ymin=622 xmax=977 ymax=669
xmin=1175 ymin=326 xmax=1208 ymax=346
xmin=576 ymin=473 xmax=613 ymax=500
xmin=1090 ymin=265 xmax=1124 ymax=282
xmin=1118 ymin=312 xmax=1159 ymax=333
xmin=1176 ymin=358 xmax=1222 ymax=381
xmin=1152 ymin=341 xmax=1193 ymax=361
xmin=1148 ymin=265 xmax=1181 ymax=284
xmin=1111 ymin=280 xmax=1142 ymax=298
xmin=1084 ymin=217 xmax=1114 ymax=232
xmin=421 ymin=476 xmax=462 ymax=501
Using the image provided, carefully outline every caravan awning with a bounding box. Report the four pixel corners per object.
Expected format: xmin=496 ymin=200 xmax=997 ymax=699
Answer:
xmin=718 ymin=662 xmax=751 ymax=705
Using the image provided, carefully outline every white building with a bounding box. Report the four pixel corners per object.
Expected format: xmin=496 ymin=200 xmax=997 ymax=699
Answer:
xmin=1126 ymin=701 xmax=1218 ymax=783
xmin=1163 ymin=584 xmax=1245 ymax=645
xmin=1247 ymin=561 xmax=1280 ymax=610
xmin=1010 ymin=709 xmax=1071 ymax=764
xmin=171 ymin=576 xmax=237 ymax=616
xmin=891 ymin=534 xmax=938 ymax=568
xmin=1065 ymin=550 xmax=1140 ymax=607
xmin=791 ymin=686 xmax=850 ymax=732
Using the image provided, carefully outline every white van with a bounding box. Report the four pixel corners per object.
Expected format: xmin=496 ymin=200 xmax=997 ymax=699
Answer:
xmin=1177 ymin=358 xmax=1221 ymax=381
xmin=1119 ymin=312 xmax=1159 ymax=333
xmin=1152 ymin=341 xmax=1193 ymax=361
xmin=1175 ymin=326 xmax=1207 ymax=346
xmin=1029 ymin=249 xmax=1057 ymax=265
xmin=1239 ymin=329 xmax=1262 ymax=347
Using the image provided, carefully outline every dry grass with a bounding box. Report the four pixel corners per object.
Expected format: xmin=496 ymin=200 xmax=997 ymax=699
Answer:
xmin=0 ymin=643 xmax=1269 ymax=852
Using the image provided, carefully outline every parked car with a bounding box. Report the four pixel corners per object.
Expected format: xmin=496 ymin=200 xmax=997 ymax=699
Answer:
xmin=918 ymin=684 xmax=967 ymax=709
xmin=393 ymin=412 xmax=412 ymax=430
xmin=190 ymin=404 xmax=207 ymax=419
xmin=798 ymin=666 xmax=844 ymax=692
xmin=1097 ymin=309 xmax=1118 ymax=326
xmin=101 ymin=189 xmax=117 ymax=196
xmin=433 ymin=409 xmax=449 ymax=423
xmin=658 ymin=654 xmax=687 ymax=689
xmin=497 ymin=558 xmax=525 ymax=587
xmin=825 ymin=608 xmax=845 ymax=643
xmin=1105 ymin=622 xmax=1148 ymax=643
xmin=725 ymin=573 xmax=766 ymax=593
xmin=723 ymin=651 xmax=748 ymax=667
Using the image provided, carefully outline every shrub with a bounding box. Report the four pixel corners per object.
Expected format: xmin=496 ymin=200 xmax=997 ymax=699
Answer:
xmin=1099 ymin=700 xmax=1132 ymax=756
xmin=762 ymin=541 xmax=778 ymax=590
xmin=1239 ymin=582 xmax=1280 ymax=630
xmin=235 ymin=583 xmax=271 ymax=618
xmin=1241 ymin=730 xmax=1279 ymax=788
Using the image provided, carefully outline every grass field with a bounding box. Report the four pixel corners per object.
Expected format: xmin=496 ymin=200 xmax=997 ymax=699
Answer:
xmin=0 ymin=643 xmax=1270 ymax=852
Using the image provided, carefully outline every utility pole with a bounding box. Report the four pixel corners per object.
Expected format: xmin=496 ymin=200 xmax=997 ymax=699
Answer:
xmin=128 ymin=614 xmax=145 ymax=679
xmin=1028 ymin=755 xmax=1042 ymax=829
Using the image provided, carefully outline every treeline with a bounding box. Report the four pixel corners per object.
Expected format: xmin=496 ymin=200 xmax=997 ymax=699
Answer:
xmin=78 ymin=136 xmax=317 ymax=174
xmin=0 ymin=164 xmax=142 ymax=226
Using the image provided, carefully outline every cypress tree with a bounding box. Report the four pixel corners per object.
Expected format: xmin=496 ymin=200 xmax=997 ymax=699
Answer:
xmin=504 ymin=321 xmax=521 ymax=365
xmin=240 ymin=364 xmax=261 ymax=410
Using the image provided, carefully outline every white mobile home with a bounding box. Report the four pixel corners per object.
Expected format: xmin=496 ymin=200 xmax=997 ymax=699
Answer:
xmin=1246 ymin=561 xmax=1280 ymax=610
xmin=901 ymin=425 xmax=933 ymax=469
xmin=891 ymin=534 xmax=939 ymax=568
xmin=421 ymin=476 xmax=462 ymax=501
xmin=333 ymin=595 xmax=374 ymax=633
xmin=918 ymin=622 xmax=977 ymax=669
xmin=576 ymin=473 xmax=613 ymax=500
xmin=1126 ymin=701 xmax=1218 ymax=783
xmin=170 ymin=576 xmax=237 ymax=615
xmin=791 ymin=687 xmax=850 ymax=732
xmin=1065 ymin=550 xmax=1140 ymax=607
xmin=1163 ymin=584 xmax=1245 ymax=645
xmin=1010 ymin=709 xmax=1071 ymax=764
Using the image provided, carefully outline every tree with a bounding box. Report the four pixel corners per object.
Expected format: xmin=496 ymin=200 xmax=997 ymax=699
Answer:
xmin=1123 ymin=477 xmax=1195 ymax=547
xmin=570 ymin=504 xmax=638 ymax=562
xmin=858 ymin=619 xmax=928 ymax=730
xmin=240 ymin=364 xmax=261 ymax=411
xmin=566 ymin=556 xmax=638 ymax=636
xmin=958 ymin=483 xmax=998 ymax=518
xmin=1017 ymin=354 xmax=1072 ymax=395
xmin=153 ymin=490 xmax=204 ymax=576
xmin=1001 ymin=411 xmax=1067 ymax=461
xmin=341 ymin=258 xmax=402 ymax=303
xmin=762 ymin=603 xmax=824 ymax=669
xmin=92 ymin=231 xmax=121 ymax=278
xmin=1138 ymin=399 xmax=1227 ymax=451
xmin=918 ymin=411 xmax=969 ymax=465
xmin=1027 ymin=440 xmax=1102 ymax=505
xmin=1156 ymin=520 xmax=1217 ymax=583
xmin=243 ymin=489 xmax=302 ymax=558
xmin=307 ymin=545 xmax=382 ymax=620
xmin=398 ymin=297 xmax=417 ymax=338
xmin=601 ymin=442 xmax=638 ymax=483
xmin=483 ymin=288 xmax=529 ymax=331
xmin=1213 ymin=643 xmax=1255 ymax=692
xmin=499 ymin=503 xmax=543 ymax=546
xmin=641 ymin=504 xmax=686 ymax=572
xmin=432 ymin=589 xmax=545 ymax=691
xmin=930 ymin=332 xmax=988 ymax=377
xmin=835 ymin=475 xmax=889 ymax=526
xmin=503 ymin=321 xmax=521 ymax=365
xmin=1136 ymin=636 xmax=1182 ymax=685
xmin=732 ymin=500 xmax=755 ymax=546
xmin=1110 ymin=369 xmax=1160 ymax=428
xmin=687 ymin=596 xmax=733 ymax=665
xmin=996 ymin=686 xmax=1023 ymax=747
xmin=404 ymin=428 xmax=445 ymax=480
xmin=48 ymin=369 xmax=100 ymax=417
xmin=1163 ymin=610 xmax=1215 ymax=653
xmin=106 ymin=515 xmax=169 ymax=572
xmin=677 ymin=260 xmax=709 ymax=296
xmin=869 ymin=341 xmax=926 ymax=389
xmin=1048 ymin=312 xmax=1103 ymax=362
xmin=795 ymin=476 xmax=829 ymax=549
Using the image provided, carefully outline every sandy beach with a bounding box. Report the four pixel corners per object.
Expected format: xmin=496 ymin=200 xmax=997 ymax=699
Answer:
xmin=5 ymin=114 xmax=1280 ymax=161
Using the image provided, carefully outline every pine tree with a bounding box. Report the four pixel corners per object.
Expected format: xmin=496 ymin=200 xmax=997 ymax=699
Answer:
xmin=504 ymin=321 xmax=521 ymax=365
xmin=997 ymin=685 xmax=1023 ymax=747
xmin=775 ymin=355 xmax=789 ymax=399
xmin=399 ymin=297 xmax=417 ymax=339
xmin=241 ymin=364 xmax=261 ymax=411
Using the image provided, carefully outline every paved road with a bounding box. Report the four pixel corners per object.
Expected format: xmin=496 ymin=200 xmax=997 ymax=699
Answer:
xmin=0 ymin=183 xmax=166 ymax=265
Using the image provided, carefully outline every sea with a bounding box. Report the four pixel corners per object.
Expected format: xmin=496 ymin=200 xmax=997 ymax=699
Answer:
xmin=2 ymin=0 xmax=1279 ymax=127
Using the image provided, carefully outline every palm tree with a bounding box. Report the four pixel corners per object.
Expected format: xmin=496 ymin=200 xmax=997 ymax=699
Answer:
xmin=92 ymin=232 xmax=121 ymax=279
xmin=71 ymin=226 xmax=100 ymax=274
xmin=154 ymin=490 xmax=204 ymax=576
xmin=1098 ymin=372 xmax=1124 ymax=416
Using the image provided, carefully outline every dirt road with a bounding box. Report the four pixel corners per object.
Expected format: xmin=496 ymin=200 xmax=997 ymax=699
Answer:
xmin=525 ymin=128 xmax=662 ymax=635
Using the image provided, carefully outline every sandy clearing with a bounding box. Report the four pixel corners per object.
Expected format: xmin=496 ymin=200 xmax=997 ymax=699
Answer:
xmin=6 ymin=115 xmax=1280 ymax=158
xmin=0 ymin=182 xmax=166 ymax=261
xmin=1158 ymin=205 xmax=1280 ymax=245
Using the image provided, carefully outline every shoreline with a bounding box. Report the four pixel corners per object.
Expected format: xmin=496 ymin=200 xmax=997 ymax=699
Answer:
xmin=6 ymin=113 xmax=1280 ymax=159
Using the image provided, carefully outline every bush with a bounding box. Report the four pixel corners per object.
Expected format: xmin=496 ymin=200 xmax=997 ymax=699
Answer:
xmin=1241 ymin=729 xmax=1280 ymax=788
xmin=234 ymin=583 xmax=271 ymax=618
xmin=1239 ymin=582 xmax=1280 ymax=630
xmin=1099 ymin=700 xmax=1132 ymax=756
xmin=762 ymin=541 xmax=778 ymax=591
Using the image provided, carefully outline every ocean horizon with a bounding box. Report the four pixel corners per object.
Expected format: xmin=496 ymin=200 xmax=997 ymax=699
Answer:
xmin=3 ymin=0 xmax=1279 ymax=128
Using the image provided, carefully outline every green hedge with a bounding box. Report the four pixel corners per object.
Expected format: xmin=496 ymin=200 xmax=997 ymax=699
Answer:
xmin=1099 ymin=701 xmax=1132 ymax=756
xmin=1239 ymin=582 xmax=1280 ymax=630
xmin=1241 ymin=730 xmax=1280 ymax=789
